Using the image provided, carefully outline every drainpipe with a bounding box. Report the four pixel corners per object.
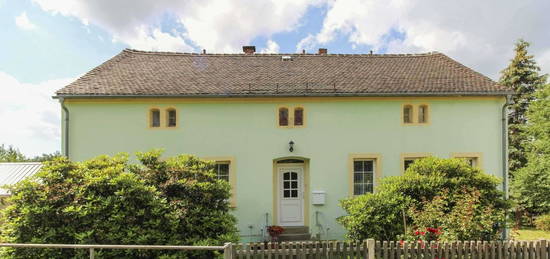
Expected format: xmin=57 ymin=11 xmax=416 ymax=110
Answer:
xmin=59 ymin=97 xmax=70 ymax=159
xmin=502 ymin=95 xmax=512 ymax=239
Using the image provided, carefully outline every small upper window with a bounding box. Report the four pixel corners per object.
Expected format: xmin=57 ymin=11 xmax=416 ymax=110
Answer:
xmin=279 ymin=107 xmax=289 ymax=126
xmin=418 ymin=105 xmax=428 ymax=124
xmin=403 ymin=105 xmax=413 ymax=124
xmin=150 ymin=109 xmax=160 ymax=128
xmin=167 ymin=109 xmax=177 ymax=127
xmin=457 ymin=157 xmax=478 ymax=167
xmin=294 ymin=107 xmax=304 ymax=126
xmin=403 ymin=159 xmax=416 ymax=171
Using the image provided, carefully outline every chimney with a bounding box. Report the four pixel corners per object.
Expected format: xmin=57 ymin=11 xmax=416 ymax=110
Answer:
xmin=243 ymin=46 xmax=256 ymax=55
xmin=318 ymin=48 xmax=327 ymax=55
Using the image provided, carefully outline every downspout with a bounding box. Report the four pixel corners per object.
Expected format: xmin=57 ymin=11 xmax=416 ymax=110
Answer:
xmin=502 ymin=95 xmax=512 ymax=239
xmin=59 ymin=97 xmax=70 ymax=159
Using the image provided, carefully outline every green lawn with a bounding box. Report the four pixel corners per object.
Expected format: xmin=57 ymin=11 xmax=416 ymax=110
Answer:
xmin=512 ymin=228 xmax=550 ymax=240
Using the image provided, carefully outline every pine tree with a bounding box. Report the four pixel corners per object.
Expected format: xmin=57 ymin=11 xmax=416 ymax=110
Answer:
xmin=499 ymin=39 xmax=547 ymax=176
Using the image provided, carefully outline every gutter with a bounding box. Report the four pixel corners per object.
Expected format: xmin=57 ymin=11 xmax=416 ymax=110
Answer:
xmin=59 ymin=97 xmax=70 ymax=159
xmin=52 ymin=91 xmax=515 ymax=99
xmin=502 ymin=94 xmax=512 ymax=239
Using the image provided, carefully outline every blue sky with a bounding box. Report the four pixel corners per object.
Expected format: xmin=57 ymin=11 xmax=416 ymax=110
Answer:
xmin=1 ymin=0 xmax=549 ymax=156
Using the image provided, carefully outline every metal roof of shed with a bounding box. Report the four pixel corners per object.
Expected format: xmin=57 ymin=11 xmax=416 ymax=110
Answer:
xmin=0 ymin=162 xmax=42 ymax=196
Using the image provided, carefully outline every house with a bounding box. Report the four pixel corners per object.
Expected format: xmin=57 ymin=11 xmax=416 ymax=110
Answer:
xmin=54 ymin=47 xmax=513 ymax=242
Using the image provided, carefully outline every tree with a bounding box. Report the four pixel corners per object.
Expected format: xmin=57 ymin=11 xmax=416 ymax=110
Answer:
xmin=0 ymin=144 xmax=26 ymax=162
xmin=512 ymin=83 xmax=550 ymax=219
xmin=499 ymin=39 xmax=548 ymax=175
xmin=0 ymin=151 xmax=237 ymax=258
xmin=338 ymin=157 xmax=509 ymax=241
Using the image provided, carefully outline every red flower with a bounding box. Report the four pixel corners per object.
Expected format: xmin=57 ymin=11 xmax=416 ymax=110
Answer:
xmin=420 ymin=231 xmax=426 ymax=235
xmin=414 ymin=230 xmax=420 ymax=235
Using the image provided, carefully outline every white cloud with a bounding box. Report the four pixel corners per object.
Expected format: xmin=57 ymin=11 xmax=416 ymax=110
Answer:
xmin=32 ymin=0 xmax=322 ymax=53
xmin=299 ymin=0 xmax=550 ymax=79
xmin=15 ymin=12 xmax=37 ymax=30
xmin=0 ymin=72 xmax=72 ymax=157
xmin=260 ymin=40 xmax=280 ymax=54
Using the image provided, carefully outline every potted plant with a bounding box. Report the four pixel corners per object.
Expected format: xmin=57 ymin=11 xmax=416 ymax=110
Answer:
xmin=267 ymin=225 xmax=284 ymax=242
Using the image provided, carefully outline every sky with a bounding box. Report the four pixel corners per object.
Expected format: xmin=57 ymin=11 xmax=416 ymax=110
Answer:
xmin=1 ymin=0 xmax=550 ymax=157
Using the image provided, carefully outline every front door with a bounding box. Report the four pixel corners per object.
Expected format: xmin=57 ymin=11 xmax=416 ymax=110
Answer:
xmin=278 ymin=166 xmax=304 ymax=226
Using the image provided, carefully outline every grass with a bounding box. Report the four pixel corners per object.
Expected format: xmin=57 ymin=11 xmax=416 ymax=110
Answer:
xmin=511 ymin=228 xmax=550 ymax=240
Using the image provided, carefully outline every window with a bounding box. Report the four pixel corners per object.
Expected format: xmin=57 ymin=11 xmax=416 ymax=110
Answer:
xmin=277 ymin=106 xmax=305 ymax=127
xmin=166 ymin=109 xmax=177 ymax=127
xmin=401 ymin=153 xmax=431 ymax=173
xmin=418 ymin=105 xmax=428 ymax=124
xmin=294 ymin=107 xmax=304 ymax=126
xmin=403 ymin=159 xmax=417 ymax=171
xmin=402 ymin=104 xmax=430 ymax=125
xmin=403 ymin=105 xmax=413 ymax=124
xmin=150 ymin=109 xmax=160 ymax=128
xmin=353 ymin=160 xmax=375 ymax=195
xmin=451 ymin=153 xmax=482 ymax=168
xmin=279 ymin=107 xmax=289 ymax=126
xmin=349 ymin=154 xmax=381 ymax=196
xmin=215 ymin=162 xmax=230 ymax=182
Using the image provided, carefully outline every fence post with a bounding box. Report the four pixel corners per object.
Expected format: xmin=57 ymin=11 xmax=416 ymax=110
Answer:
xmin=89 ymin=248 xmax=95 ymax=259
xmin=224 ymin=242 xmax=233 ymax=259
xmin=540 ymin=239 xmax=548 ymax=259
xmin=367 ymin=239 xmax=375 ymax=259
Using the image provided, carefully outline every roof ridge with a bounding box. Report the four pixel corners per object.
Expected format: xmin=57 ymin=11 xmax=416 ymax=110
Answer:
xmin=123 ymin=48 xmax=440 ymax=57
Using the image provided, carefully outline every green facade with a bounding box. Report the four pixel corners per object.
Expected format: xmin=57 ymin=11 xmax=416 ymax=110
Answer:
xmin=61 ymin=96 xmax=506 ymax=241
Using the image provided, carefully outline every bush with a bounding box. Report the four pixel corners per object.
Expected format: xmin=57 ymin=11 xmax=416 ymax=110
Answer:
xmin=0 ymin=151 xmax=237 ymax=258
xmin=534 ymin=214 xmax=550 ymax=231
xmin=338 ymin=157 xmax=509 ymax=241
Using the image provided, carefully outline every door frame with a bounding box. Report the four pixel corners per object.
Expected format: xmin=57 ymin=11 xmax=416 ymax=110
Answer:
xmin=272 ymin=157 xmax=310 ymax=227
xmin=277 ymin=165 xmax=305 ymax=226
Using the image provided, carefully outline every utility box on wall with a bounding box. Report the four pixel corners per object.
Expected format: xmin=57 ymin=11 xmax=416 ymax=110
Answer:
xmin=312 ymin=191 xmax=326 ymax=205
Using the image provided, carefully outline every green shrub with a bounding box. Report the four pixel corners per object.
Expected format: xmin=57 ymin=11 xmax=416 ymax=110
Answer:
xmin=534 ymin=214 xmax=550 ymax=231
xmin=339 ymin=157 xmax=509 ymax=241
xmin=0 ymin=151 xmax=237 ymax=258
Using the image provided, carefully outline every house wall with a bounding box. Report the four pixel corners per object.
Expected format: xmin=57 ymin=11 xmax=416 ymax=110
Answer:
xmin=62 ymin=96 xmax=506 ymax=241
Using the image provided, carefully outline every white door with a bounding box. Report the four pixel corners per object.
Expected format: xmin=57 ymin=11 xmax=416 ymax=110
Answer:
xmin=278 ymin=166 xmax=304 ymax=226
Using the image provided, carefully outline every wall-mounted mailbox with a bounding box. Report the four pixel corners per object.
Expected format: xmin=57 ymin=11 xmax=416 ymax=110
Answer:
xmin=312 ymin=191 xmax=326 ymax=205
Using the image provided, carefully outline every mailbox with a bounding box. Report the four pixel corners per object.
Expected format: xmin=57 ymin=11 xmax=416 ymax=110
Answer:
xmin=312 ymin=191 xmax=326 ymax=205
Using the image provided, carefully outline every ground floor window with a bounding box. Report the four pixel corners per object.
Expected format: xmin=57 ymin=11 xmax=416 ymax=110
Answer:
xmin=353 ymin=159 xmax=375 ymax=195
xmin=451 ymin=153 xmax=482 ymax=168
xmin=401 ymin=153 xmax=431 ymax=173
xmin=215 ymin=162 xmax=230 ymax=181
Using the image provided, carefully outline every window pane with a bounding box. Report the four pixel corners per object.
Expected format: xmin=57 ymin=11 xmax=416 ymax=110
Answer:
xmin=404 ymin=159 xmax=415 ymax=171
xmin=294 ymin=108 xmax=304 ymax=126
xmin=291 ymin=181 xmax=297 ymax=188
xmin=354 ymin=161 xmax=363 ymax=172
xmin=419 ymin=105 xmax=427 ymax=123
xmin=291 ymin=190 xmax=298 ymax=197
xmin=284 ymin=190 xmax=290 ymax=198
xmin=279 ymin=108 xmax=289 ymax=126
xmin=151 ymin=110 xmax=160 ymax=127
xmin=364 ymin=161 xmax=373 ymax=171
xmin=403 ymin=106 xmax=412 ymax=123
xmin=283 ymin=181 xmax=290 ymax=189
xmin=291 ymin=172 xmax=297 ymax=180
xmin=167 ymin=109 xmax=177 ymax=127
xmin=284 ymin=173 xmax=290 ymax=180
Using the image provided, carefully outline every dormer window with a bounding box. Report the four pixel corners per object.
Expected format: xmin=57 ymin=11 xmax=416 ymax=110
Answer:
xmin=166 ymin=108 xmax=177 ymax=127
xmin=150 ymin=109 xmax=160 ymax=128
xmin=279 ymin=107 xmax=289 ymax=126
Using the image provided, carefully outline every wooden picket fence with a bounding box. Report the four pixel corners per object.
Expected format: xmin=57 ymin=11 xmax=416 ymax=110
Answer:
xmin=234 ymin=239 xmax=550 ymax=258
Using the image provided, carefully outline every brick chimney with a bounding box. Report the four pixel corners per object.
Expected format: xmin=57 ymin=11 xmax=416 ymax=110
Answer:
xmin=318 ymin=48 xmax=327 ymax=55
xmin=243 ymin=46 xmax=256 ymax=54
